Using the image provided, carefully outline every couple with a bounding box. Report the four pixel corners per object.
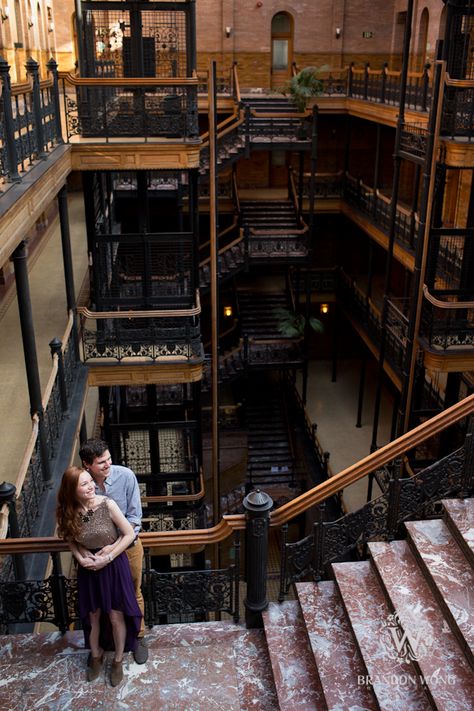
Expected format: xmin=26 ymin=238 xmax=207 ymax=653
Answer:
xmin=56 ymin=439 xmax=148 ymax=687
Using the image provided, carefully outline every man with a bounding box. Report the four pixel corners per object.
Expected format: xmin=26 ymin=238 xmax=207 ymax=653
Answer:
xmin=79 ymin=438 xmax=148 ymax=665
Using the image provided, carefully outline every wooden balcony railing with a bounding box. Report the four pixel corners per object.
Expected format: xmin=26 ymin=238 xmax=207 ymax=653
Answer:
xmin=421 ymin=287 xmax=474 ymax=350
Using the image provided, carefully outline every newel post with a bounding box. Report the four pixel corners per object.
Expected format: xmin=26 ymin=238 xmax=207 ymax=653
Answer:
xmin=0 ymin=483 xmax=26 ymax=581
xmin=26 ymin=58 xmax=47 ymax=159
xmin=243 ymin=489 xmax=273 ymax=628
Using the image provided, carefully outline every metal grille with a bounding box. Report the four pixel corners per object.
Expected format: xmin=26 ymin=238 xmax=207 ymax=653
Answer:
xmin=95 ymin=232 xmax=194 ymax=307
xmin=83 ymin=8 xmax=188 ymax=77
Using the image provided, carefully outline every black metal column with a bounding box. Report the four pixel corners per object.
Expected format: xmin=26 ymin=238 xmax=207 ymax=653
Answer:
xmin=0 ymin=483 xmax=26 ymax=580
xmin=57 ymin=185 xmax=80 ymax=359
xmin=243 ymin=489 xmax=273 ymax=628
xmin=11 ymin=241 xmax=51 ymax=483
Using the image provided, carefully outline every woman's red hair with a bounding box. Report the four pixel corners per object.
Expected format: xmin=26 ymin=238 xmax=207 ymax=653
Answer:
xmin=56 ymin=466 xmax=85 ymax=542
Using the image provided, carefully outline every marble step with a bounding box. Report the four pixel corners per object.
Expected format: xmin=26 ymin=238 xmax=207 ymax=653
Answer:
xmin=442 ymin=498 xmax=474 ymax=566
xmin=405 ymin=518 xmax=474 ymax=668
xmin=262 ymin=601 xmax=325 ymax=710
xmin=296 ymin=581 xmax=378 ymax=710
xmin=333 ymin=560 xmax=432 ymax=710
xmin=369 ymin=539 xmax=474 ymax=709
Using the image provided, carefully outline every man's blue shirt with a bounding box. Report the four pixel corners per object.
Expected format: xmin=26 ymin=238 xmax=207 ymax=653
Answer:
xmin=94 ymin=464 xmax=142 ymax=535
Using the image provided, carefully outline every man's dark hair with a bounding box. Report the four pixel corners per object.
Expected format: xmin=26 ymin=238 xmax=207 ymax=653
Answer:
xmin=79 ymin=438 xmax=110 ymax=465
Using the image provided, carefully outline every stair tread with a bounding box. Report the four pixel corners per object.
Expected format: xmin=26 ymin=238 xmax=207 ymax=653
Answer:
xmin=333 ymin=560 xmax=432 ymax=710
xmin=442 ymin=498 xmax=474 ymax=564
xmin=369 ymin=539 xmax=474 ymax=707
xmin=263 ymin=601 xmax=325 ymax=710
xmin=405 ymin=518 xmax=474 ymax=661
xmin=296 ymin=581 xmax=378 ymax=710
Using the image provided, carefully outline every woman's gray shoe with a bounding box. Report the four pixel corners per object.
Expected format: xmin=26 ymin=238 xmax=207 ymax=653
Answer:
xmin=133 ymin=638 xmax=148 ymax=664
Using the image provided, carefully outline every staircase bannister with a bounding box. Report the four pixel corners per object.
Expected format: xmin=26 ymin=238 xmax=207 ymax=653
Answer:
xmin=232 ymin=61 xmax=241 ymax=104
xmin=271 ymin=392 xmax=474 ymax=526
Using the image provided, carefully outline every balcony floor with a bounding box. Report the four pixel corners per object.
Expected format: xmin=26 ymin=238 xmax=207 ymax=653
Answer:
xmin=0 ymin=622 xmax=278 ymax=710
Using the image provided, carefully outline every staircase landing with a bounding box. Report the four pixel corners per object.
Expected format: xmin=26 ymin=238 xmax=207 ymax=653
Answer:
xmin=0 ymin=622 xmax=278 ymax=710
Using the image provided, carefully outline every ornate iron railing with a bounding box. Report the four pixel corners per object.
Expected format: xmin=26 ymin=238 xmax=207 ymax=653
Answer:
xmin=344 ymin=173 xmax=419 ymax=252
xmin=60 ymin=74 xmax=199 ymax=142
xmin=279 ymin=440 xmax=470 ymax=596
xmin=347 ymin=63 xmax=431 ymax=111
xmin=339 ymin=272 xmax=407 ymax=376
xmin=0 ymin=57 xmax=63 ymax=192
xmin=0 ymin=313 xmax=82 ymax=573
xmin=399 ymin=122 xmax=429 ymax=161
xmin=442 ymin=76 xmax=474 ymax=140
xmin=78 ymin=299 xmax=203 ymax=364
xmin=420 ymin=287 xmax=474 ymax=350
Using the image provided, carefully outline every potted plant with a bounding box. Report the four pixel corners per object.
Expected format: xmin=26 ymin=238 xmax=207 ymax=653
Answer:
xmin=274 ymin=307 xmax=324 ymax=338
xmin=282 ymin=66 xmax=327 ymax=112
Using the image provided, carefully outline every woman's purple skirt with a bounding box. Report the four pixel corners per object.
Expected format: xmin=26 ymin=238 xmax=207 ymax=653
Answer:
xmin=77 ymin=551 xmax=142 ymax=653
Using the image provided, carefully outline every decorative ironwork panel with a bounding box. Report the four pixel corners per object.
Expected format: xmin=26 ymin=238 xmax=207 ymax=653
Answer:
xmin=94 ymin=232 xmax=195 ymax=308
xmin=83 ymin=7 xmax=189 ymax=78
xmin=144 ymin=568 xmax=238 ymax=624
xmin=400 ymin=123 xmax=428 ymax=161
xmin=249 ymin=235 xmax=308 ymax=260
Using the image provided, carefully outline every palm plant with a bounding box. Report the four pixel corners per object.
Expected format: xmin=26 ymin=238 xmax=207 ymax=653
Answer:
xmin=274 ymin=307 xmax=324 ymax=338
xmin=282 ymin=66 xmax=327 ymax=112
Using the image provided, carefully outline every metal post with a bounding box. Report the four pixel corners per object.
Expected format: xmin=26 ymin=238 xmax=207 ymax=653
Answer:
xmin=26 ymin=58 xmax=47 ymax=159
xmin=57 ymin=185 xmax=80 ymax=360
xmin=243 ymin=489 xmax=273 ymax=628
xmin=46 ymin=58 xmax=64 ymax=144
xmin=0 ymin=57 xmax=21 ymax=182
xmin=371 ymin=0 xmax=414 ymax=452
xmin=11 ymin=242 xmax=51 ymax=483
xmin=49 ymin=338 xmax=68 ymax=412
xmin=0 ymin=483 xmax=26 ymax=580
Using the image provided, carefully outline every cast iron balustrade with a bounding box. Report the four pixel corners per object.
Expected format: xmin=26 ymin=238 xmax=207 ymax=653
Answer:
xmin=442 ymin=76 xmax=474 ymax=140
xmin=91 ymin=232 xmax=196 ymax=310
xmin=0 ymin=57 xmax=63 ymax=191
xmin=399 ymin=122 xmax=429 ymax=162
xmin=339 ymin=272 xmax=408 ymax=377
xmin=78 ymin=295 xmax=203 ymax=364
xmin=420 ymin=287 xmax=474 ymax=350
xmin=344 ymin=173 xmax=419 ymax=252
xmin=347 ymin=62 xmax=431 ymax=111
xmin=60 ymin=74 xmax=199 ymax=141
xmin=279 ymin=412 xmax=474 ymax=597
xmin=141 ymin=506 xmax=207 ymax=533
xmin=428 ymin=230 xmax=466 ymax=291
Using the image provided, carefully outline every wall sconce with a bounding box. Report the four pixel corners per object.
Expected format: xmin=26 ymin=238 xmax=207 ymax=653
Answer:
xmin=335 ymin=27 xmax=342 ymax=39
xmin=225 ymin=26 xmax=232 ymax=38
xmin=48 ymin=21 xmax=54 ymax=33
xmin=27 ymin=16 xmax=34 ymax=28
xmin=320 ymin=303 xmax=329 ymax=315
xmin=223 ymin=305 xmax=233 ymax=318
xmin=256 ymin=1 xmax=263 ymax=6
xmin=0 ymin=5 xmax=10 ymax=21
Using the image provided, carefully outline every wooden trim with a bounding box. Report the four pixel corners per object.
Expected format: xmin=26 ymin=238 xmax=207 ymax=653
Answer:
xmin=423 ymin=285 xmax=474 ymax=310
xmin=86 ymin=362 xmax=204 ymax=387
xmin=142 ymin=471 xmax=205 ymax=503
xmin=77 ymin=292 xmax=200 ymax=319
xmin=59 ymin=73 xmax=199 ymax=88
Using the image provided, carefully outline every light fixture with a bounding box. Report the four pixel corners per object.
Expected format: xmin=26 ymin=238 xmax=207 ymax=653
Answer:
xmin=48 ymin=21 xmax=54 ymax=32
xmin=0 ymin=5 xmax=10 ymax=21
xmin=320 ymin=303 xmax=329 ymax=315
xmin=27 ymin=15 xmax=34 ymax=28
xmin=225 ymin=26 xmax=232 ymax=38
xmin=223 ymin=305 xmax=233 ymax=318
xmin=335 ymin=27 xmax=342 ymax=39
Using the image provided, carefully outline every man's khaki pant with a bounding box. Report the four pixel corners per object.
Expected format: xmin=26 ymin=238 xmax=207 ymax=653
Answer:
xmin=126 ymin=538 xmax=145 ymax=637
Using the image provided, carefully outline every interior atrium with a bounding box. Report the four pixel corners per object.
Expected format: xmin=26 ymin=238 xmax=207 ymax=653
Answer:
xmin=0 ymin=0 xmax=473 ymax=707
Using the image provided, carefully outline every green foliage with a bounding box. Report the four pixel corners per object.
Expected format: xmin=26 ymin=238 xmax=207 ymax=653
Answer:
xmin=282 ymin=66 xmax=328 ymax=112
xmin=274 ymin=307 xmax=324 ymax=338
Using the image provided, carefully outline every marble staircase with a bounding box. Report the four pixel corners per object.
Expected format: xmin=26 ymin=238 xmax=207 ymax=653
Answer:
xmin=1 ymin=498 xmax=473 ymax=709
xmin=262 ymin=497 xmax=474 ymax=710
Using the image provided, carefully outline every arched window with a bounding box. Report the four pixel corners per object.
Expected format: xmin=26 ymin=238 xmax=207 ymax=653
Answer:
xmin=416 ymin=8 xmax=429 ymax=71
xmin=271 ymin=12 xmax=293 ymax=88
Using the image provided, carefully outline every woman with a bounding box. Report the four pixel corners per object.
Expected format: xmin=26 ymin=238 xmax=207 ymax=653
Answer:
xmin=57 ymin=466 xmax=143 ymax=686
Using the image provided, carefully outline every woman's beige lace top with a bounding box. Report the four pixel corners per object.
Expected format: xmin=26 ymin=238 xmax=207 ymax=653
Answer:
xmin=75 ymin=497 xmax=118 ymax=549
